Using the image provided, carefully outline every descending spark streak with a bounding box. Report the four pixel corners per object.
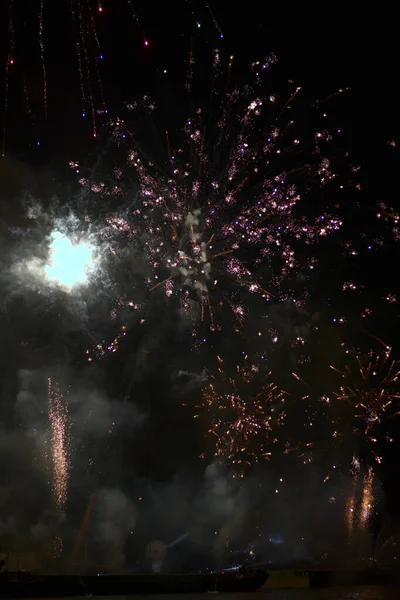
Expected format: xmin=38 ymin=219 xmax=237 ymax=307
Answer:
xmin=346 ymin=488 xmax=356 ymax=538
xmin=77 ymin=0 xmax=97 ymax=136
xmin=2 ymin=0 xmax=15 ymax=156
xmin=48 ymin=378 xmax=70 ymax=511
xmin=200 ymin=355 xmax=286 ymax=475
xmin=126 ymin=0 xmax=148 ymax=47
xmin=87 ymin=1 xmax=107 ymax=112
xmin=204 ymin=2 xmax=223 ymax=38
xmin=38 ymin=0 xmax=48 ymax=120
xmin=70 ymin=0 xmax=87 ymax=115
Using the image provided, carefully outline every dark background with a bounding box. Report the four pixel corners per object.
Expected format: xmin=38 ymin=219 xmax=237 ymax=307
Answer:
xmin=2 ymin=3 xmax=399 ymax=163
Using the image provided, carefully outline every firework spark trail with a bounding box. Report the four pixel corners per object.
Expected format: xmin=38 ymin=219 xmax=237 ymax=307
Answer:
xmin=1 ymin=0 xmax=107 ymax=147
xmin=360 ymin=466 xmax=374 ymax=526
xmin=38 ymin=0 xmax=48 ymax=120
xmin=76 ymin=54 xmax=352 ymax=346
xmin=199 ymin=355 xmax=286 ymax=476
xmin=48 ymin=377 xmax=70 ymax=511
xmin=345 ymin=456 xmax=360 ymax=539
xmin=2 ymin=0 xmax=15 ymax=156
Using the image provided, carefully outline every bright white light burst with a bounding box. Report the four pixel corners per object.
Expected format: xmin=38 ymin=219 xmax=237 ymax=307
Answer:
xmin=45 ymin=231 xmax=94 ymax=288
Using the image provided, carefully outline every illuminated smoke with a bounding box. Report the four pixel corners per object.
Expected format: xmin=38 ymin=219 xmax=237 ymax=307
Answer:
xmin=45 ymin=231 xmax=95 ymax=289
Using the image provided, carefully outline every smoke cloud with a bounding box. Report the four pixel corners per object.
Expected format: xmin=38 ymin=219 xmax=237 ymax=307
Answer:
xmin=96 ymin=489 xmax=137 ymax=569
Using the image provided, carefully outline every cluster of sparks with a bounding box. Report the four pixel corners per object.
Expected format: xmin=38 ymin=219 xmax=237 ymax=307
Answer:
xmin=76 ymin=53 xmax=351 ymax=346
xmin=330 ymin=343 xmax=400 ymax=465
xmin=47 ymin=377 xmax=70 ymax=511
xmin=200 ymin=355 xmax=286 ymax=476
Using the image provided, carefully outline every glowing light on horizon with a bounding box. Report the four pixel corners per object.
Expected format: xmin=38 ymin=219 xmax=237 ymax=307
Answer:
xmin=45 ymin=231 xmax=95 ymax=288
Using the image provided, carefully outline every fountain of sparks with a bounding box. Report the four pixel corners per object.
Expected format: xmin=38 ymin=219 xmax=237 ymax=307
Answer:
xmin=200 ymin=355 xmax=286 ymax=476
xmin=47 ymin=377 xmax=70 ymax=556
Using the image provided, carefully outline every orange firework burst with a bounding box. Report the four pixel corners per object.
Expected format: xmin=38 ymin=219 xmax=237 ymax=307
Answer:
xmin=199 ymin=355 xmax=286 ymax=475
xmin=287 ymin=341 xmax=400 ymax=484
xmin=330 ymin=343 xmax=400 ymax=463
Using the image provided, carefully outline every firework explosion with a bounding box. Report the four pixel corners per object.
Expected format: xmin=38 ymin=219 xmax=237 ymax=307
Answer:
xmin=330 ymin=343 xmax=400 ymax=466
xmin=360 ymin=466 xmax=374 ymax=527
xmin=74 ymin=52 xmax=353 ymax=350
xmin=199 ymin=354 xmax=286 ymax=475
xmin=47 ymin=377 xmax=70 ymax=511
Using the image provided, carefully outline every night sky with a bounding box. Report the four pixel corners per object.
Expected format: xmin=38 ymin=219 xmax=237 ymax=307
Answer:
xmin=1 ymin=1 xmax=400 ymax=569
